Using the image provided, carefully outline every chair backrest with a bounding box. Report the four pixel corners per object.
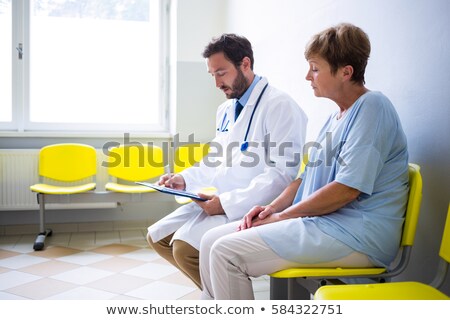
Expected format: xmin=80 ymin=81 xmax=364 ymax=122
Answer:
xmin=39 ymin=143 xmax=97 ymax=182
xmin=439 ymin=204 xmax=450 ymax=263
xmin=400 ymin=163 xmax=423 ymax=247
xmin=173 ymin=143 xmax=210 ymax=174
xmin=107 ymin=145 xmax=165 ymax=182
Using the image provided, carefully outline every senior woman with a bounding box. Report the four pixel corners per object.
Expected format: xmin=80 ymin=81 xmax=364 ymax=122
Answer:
xmin=197 ymin=23 xmax=409 ymax=300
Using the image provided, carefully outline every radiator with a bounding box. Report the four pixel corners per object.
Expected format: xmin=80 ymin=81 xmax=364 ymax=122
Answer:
xmin=0 ymin=149 xmax=113 ymax=211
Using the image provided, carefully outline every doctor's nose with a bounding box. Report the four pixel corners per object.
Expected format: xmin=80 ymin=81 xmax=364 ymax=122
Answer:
xmin=214 ymin=76 xmax=222 ymax=88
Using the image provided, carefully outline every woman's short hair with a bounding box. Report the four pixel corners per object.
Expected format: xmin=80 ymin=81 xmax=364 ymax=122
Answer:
xmin=305 ymin=23 xmax=370 ymax=84
xmin=202 ymin=33 xmax=254 ymax=70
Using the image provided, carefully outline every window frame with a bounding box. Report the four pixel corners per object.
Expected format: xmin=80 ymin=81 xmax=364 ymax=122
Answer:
xmin=1 ymin=0 xmax=171 ymax=137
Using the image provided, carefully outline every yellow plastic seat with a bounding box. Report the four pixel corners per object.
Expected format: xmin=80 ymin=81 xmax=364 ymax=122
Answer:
xmin=173 ymin=143 xmax=211 ymax=174
xmin=172 ymin=143 xmax=215 ymax=204
xmin=30 ymin=143 xmax=97 ymax=250
xmin=269 ymin=163 xmax=423 ymax=298
xmin=315 ymin=281 xmax=448 ymax=300
xmin=105 ymin=145 xmax=166 ymax=193
xmin=314 ymin=204 xmax=450 ymax=300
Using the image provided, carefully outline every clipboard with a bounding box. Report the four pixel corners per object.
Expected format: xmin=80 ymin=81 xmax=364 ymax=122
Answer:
xmin=135 ymin=182 xmax=207 ymax=201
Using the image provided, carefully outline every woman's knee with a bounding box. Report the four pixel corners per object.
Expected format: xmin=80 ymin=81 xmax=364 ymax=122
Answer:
xmin=201 ymin=222 xmax=239 ymax=254
xmin=200 ymin=228 xmax=221 ymax=254
xmin=209 ymin=229 xmax=261 ymax=270
xmin=209 ymin=236 xmax=234 ymax=265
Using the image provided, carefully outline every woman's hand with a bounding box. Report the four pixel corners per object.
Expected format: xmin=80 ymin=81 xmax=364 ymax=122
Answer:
xmin=237 ymin=205 xmax=276 ymax=231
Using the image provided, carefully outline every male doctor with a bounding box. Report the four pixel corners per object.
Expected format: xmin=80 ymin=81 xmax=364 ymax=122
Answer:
xmin=147 ymin=33 xmax=307 ymax=289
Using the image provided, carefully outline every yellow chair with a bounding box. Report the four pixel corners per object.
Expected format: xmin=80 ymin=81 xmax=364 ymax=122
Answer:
xmin=105 ymin=145 xmax=166 ymax=193
xmin=30 ymin=143 xmax=97 ymax=250
xmin=173 ymin=143 xmax=210 ymax=174
xmin=298 ymin=152 xmax=308 ymax=178
xmin=172 ymin=143 xmax=215 ymax=204
xmin=269 ymin=163 xmax=423 ymax=299
xmin=314 ymin=203 xmax=450 ymax=300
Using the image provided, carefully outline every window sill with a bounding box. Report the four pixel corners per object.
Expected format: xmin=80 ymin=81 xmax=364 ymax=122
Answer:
xmin=0 ymin=131 xmax=173 ymax=139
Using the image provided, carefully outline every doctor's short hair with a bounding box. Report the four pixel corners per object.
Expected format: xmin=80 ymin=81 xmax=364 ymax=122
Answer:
xmin=202 ymin=33 xmax=254 ymax=70
xmin=305 ymin=23 xmax=370 ymax=85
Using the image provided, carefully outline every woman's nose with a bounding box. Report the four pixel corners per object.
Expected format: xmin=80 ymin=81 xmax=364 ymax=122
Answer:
xmin=305 ymin=70 xmax=312 ymax=81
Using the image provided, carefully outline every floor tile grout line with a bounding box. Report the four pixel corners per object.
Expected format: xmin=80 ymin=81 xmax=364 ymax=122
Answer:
xmin=13 ymin=234 xmax=22 ymax=249
xmin=67 ymin=232 xmax=73 ymax=248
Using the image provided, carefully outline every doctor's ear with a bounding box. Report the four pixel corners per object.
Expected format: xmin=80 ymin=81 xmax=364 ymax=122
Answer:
xmin=240 ymin=57 xmax=252 ymax=71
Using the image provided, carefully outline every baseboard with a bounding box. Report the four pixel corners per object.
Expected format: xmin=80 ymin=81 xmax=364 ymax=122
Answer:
xmin=0 ymin=219 xmax=154 ymax=236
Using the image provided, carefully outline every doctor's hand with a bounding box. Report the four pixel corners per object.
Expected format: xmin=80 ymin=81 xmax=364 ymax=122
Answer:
xmin=158 ymin=174 xmax=186 ymax=190
xmin=237 ymin=205 xmax=276 ymax=231
xmin=193 ymin=194 xmax=225 ymax=216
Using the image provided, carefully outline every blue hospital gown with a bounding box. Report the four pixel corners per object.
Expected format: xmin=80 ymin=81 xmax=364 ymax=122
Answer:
xmin=258 ymin=91 xmax=409 ymax=267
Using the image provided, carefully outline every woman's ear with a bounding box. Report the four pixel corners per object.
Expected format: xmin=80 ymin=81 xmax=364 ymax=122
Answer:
xmin=342 ymin=65 xmax=354 ymax=81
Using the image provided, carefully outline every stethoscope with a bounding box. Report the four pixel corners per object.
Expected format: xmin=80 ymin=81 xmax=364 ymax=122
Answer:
xmin=217 ymin=83 xmax=269 ymax=152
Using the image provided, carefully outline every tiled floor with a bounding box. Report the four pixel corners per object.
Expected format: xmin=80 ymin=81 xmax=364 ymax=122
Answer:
xmin=0 ymin=229 xmax=270 ymax=300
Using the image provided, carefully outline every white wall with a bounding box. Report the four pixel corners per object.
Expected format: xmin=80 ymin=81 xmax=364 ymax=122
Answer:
xmin=177 ymin=0 xmax=450 ymax=294
xmin=174 ymin=0 xmax=226 ymax=142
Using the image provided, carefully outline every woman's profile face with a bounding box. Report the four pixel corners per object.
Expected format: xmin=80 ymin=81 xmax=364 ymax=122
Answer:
xmin=305 ymin=55 xmax=342 ymax=100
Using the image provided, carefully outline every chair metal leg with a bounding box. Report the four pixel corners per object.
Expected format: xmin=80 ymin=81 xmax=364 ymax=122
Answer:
xmin=33 ymin=193 xmax=52 ymax=251
xmin=270 ymin=277 xmax=288 ymax=299
xmin=270 ymin=277 xmax=315 ymax=299
xmin=288 ymin=278 xmax=314 ymax=299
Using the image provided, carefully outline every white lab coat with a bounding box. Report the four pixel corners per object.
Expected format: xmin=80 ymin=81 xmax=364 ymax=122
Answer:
xmin=148 ymin=77 xmax=308 ymax=249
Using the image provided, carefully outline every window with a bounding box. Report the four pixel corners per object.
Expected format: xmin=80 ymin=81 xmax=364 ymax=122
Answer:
xmin=0 ymin=1 xmax=12 ymax=124
xmin=1 ymin=0 xmax=169 ymax=134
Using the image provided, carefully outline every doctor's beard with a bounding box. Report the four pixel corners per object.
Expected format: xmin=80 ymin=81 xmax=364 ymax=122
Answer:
xmin=222 ymin=68 xmax=248 ymax=99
